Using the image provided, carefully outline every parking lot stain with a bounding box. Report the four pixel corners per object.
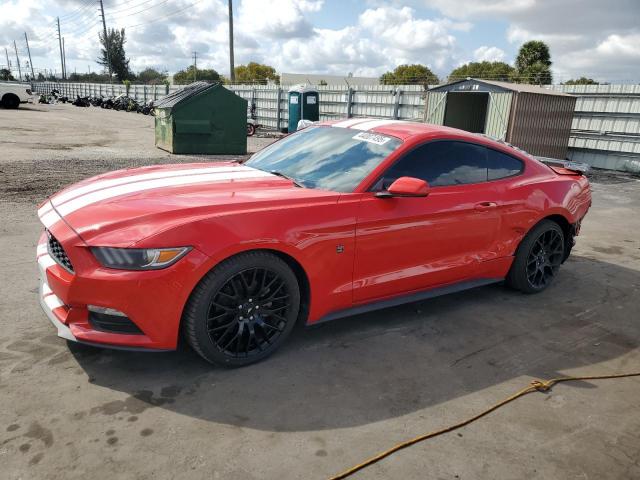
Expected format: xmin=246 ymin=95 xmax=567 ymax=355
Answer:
xmin=90 ymin=390 xmax=176 ymax=416
xmin=140 ymin=428 xmax=153 ymax=437
xmin=127 ymin=416 xmax=138 ymax=422
xmin=315 ymin=449 xmax=328 ymax=457
xmin=25 ymin=422 xmax=54 ymax=448
xmin=6 ymin=424 xmax=19 ymax=432
xmin=106 ymin=437 xmax=118 ymax=446
xmin=29 ymin=452 xmax=44 ymax=466
xmin=19 ymin=443 xmax=31 ymax=453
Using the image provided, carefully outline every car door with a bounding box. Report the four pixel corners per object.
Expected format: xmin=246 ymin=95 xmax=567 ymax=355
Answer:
xmin=352 ymin=140 xmax=503 ymax=304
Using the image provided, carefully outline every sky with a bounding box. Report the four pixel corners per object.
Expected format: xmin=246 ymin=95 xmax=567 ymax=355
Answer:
xmin=1 ymin=0 xmax=639 ymax=83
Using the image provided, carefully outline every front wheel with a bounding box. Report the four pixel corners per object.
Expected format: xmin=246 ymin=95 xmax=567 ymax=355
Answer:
xmin=183 ymin=251 xmax=300 ymax=366
xmin=506 ymin=220 xmax=565 ymax=293
xmin=247 ymin=123 xmax=256 ymax=136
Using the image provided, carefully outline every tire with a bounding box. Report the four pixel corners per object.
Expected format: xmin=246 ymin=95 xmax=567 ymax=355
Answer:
xmin=183 ymin=251 xmax=300 ymax=367
xmin=2 ymin=94 xmax=20 ymax=109
xmin=247 ymin=123 xmax=256 ymax=136
xmin=506 ymin=219 xmax=565 ymax=294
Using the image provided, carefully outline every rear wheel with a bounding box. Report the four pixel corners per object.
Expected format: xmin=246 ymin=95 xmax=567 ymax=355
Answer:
xmin=2 ymin=94 xmax=20 ymax=109
xmin=183 ymin=251 xmax=300 ymax=366
xmin=507 ymin=220 xmax=565 ymax=293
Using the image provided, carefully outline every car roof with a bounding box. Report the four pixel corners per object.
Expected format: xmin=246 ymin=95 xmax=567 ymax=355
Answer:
xmin=319 ymin=118 xmax=530 ymax=158
xmin=320 ymin=118 xmax=477 ymax=140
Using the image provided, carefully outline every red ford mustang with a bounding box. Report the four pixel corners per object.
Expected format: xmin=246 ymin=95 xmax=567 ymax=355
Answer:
xmin=37 ymin=119 xmax=592 ymax=366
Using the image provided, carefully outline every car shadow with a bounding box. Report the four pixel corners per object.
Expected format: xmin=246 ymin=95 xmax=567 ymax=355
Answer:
xmin=70 ymin=255 xmax=639 ymax=432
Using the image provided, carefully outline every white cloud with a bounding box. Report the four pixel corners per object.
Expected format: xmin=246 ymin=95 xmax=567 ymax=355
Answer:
xmin=473 ymin=46 xmax=505 ymax=62
xmin=237 ymin=0 xmax=323 ymax=39
xmin=425 ymin=0 xmax=640 ymax=82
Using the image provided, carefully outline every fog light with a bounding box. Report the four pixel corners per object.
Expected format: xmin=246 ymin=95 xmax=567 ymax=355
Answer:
xmin=88 ymin=305 xmax=127 ymax=317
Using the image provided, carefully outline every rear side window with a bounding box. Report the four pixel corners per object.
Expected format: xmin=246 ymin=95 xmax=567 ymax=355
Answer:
xmin=487 ymin=149 xmax=524 ymax=180
xmin=374 ymin=141 xmax=488 ymax=189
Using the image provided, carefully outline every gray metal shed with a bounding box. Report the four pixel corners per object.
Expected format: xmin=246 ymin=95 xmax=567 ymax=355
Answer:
xmin=425 ymin=78 xmax=576 ymax=158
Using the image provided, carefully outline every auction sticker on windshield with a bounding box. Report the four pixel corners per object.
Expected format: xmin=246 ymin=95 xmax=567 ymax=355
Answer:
xmin=352 ymin=131 xmax=392 ymax=145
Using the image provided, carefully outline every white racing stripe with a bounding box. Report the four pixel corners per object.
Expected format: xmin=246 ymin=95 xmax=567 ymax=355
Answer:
xmin=51 ymin=165 xmax=247 ymax=208
xmin=40 ymin=169 xmax=273 ymax=227
xmin=332 ymin=118 xmax=370 ymax=129
xmin=350 ymin=119 xmax=406 ymax=131
xmin=44 ymin=294 xmax=64 ymax=310
xmin=38 ymin=253 xmax=57 ymax=271
xmin=42 ymin=283 xmax=53 ymax=297
xmin=39 ymin=205 xmax=62 ymax=229
xmin=36 ymin=243 xmax=48 ymax=257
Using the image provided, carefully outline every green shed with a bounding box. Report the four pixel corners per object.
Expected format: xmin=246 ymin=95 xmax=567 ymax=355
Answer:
xmin=154 ymin=81 xmax=247 ymax=155
xmin=288 ymin=85 xmax=319 ymax=133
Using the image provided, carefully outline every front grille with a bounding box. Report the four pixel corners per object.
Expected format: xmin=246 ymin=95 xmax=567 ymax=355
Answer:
xmin=47 ymin=231 xmax=74 ymax=273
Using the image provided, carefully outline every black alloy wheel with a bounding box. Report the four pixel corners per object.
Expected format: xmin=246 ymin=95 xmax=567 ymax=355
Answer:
xmin=183 ymin=251 xmax=300 ymax=366
xmin=207 ymin=267 xmax=291 ymax=357
xmin=525 ymin=229 xmax=564 ymax=290
xmin=506 ymin=219 xmax=565 ymax=294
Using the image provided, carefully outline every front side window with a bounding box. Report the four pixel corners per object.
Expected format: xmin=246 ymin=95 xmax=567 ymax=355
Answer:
xmin=246 ymin=126 xmax=402 ymax=192
xmin=373 ymin=141 xmax=488 ymax=190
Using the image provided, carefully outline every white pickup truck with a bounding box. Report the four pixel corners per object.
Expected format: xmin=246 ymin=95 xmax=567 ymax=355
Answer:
xmin=0 ymin=82 xmax=34 ymax=109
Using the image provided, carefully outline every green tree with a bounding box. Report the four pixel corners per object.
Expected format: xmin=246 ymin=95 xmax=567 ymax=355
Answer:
xmin=136 ymin=68 xmax=168 ymax=84
xmin=380 ymin=64 xmax=439 ymax=86
xmin=515 ymin=62 xmax=553 ymax=85
xmin=514 ymin=40 xmax=552 ymax=84
xmin=68 ymin=72 xmax=111 ymax=82
xmin=233 ymin=62 xmax=279 ymax=84
xmin=515 ymin=40 xmax=551 ymax=71
xmin=564 ymin=77 xmax=599 ymax=85
xmin=173 ymin=65 xmax=221 ymax=85
xmin=98 ymin=28 xmax=132 ymax=81
xmin=0 ymin=68 xmax=15 ymax=81
xmin=448 ymin=61 xmax=515 ymax=82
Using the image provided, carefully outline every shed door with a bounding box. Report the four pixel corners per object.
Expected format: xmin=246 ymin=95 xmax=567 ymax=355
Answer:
xmin=424 ymin=92 xmax=447 ymax=125
xmin=484 ymin=92 xmax=512 ymax=140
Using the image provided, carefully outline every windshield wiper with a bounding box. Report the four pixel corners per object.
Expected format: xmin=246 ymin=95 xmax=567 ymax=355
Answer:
xmin=269 ymin=170 xmax=305 ymax=188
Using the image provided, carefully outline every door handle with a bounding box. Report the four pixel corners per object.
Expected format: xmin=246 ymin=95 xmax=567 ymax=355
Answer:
xmin=474 ymin=202 xmax=498 ymax=211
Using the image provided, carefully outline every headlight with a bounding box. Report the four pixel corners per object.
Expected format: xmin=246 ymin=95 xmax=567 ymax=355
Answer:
xmin=91 ymin=247 xmax=191 ymax=270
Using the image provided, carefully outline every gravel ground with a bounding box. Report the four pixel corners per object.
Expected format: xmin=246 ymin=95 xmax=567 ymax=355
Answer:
xmin=1 ymin=103 xmax=639 ymax=480
xmin=0 ymin=102 xmax=276 ymax=202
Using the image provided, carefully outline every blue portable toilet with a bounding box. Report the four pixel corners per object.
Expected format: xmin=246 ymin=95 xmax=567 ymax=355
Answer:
xmin=288 ymin=85 xmax=319 ymax=132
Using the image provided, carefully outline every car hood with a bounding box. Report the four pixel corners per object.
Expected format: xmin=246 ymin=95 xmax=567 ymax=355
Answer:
xmin=38 ymin=162 xmax=340 ymax=246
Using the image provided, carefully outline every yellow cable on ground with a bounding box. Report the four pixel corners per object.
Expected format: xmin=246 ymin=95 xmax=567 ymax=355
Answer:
xmin=328 ymin=371 xmax=640 ymax=480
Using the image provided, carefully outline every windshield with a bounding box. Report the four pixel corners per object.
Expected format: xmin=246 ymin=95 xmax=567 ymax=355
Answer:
xmin=245 ymin=126 xmax=402 ymax=192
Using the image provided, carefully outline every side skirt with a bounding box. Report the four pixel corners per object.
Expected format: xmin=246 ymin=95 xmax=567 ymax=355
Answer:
xmin=311 ymin=277 xmax=503 ymax=325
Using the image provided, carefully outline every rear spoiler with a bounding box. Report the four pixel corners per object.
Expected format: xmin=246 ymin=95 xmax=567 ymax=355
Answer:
xmin=536 ymin=157 xmax=590 ymax=175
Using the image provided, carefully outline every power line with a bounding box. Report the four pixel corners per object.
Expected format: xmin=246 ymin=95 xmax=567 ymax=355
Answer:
xmin=123 ymin=0 xmax=205 ymax=29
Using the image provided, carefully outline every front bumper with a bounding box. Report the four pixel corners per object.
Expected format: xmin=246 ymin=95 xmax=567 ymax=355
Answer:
xmin=36 ymin=226 xmax=208 ymax=351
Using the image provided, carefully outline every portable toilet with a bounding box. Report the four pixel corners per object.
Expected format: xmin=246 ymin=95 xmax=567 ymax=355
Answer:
xmin=288 ymin=85 xmax=319 ymax=132
xmin=154 ymin=81 xmax=247 ymax=154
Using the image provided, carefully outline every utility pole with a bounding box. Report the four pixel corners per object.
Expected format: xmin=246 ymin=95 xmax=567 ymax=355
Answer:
xmin=13 ymin=40 xmax=22 ymax=81
xmin=5 ymin=47 xmax=10 ymax=73
xmin=98 ymin=0 xmax=113 ymax=83
xmin=56 ymin=17 xmax=64 ymax=80
xmin=62 ymin=37 xmax=67 ymax=79
xmin=193 ymin=51 xmax=197 ymax=82
xmin=228 ymin=0 xmax=235 ymax=82
xmin=24 ymin=32 xmax=36 ymax=80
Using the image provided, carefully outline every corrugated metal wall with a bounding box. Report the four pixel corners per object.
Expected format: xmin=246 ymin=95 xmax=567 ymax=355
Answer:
xmin=31 ymin=81 xmax=640 ymax=172
xmin=508 ymin=93 xmax=576 ymax=159
xmin=424 ymin=91 xmax=447 ymax=124
xmin=484 ymin=92 xmax=513 ymax=140
xmin=550 ymin=84 xmax=640 ymax=172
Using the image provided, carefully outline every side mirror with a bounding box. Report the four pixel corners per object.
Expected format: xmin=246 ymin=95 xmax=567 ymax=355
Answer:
xmin=376 ymin=177 xmax=430 ymax=198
